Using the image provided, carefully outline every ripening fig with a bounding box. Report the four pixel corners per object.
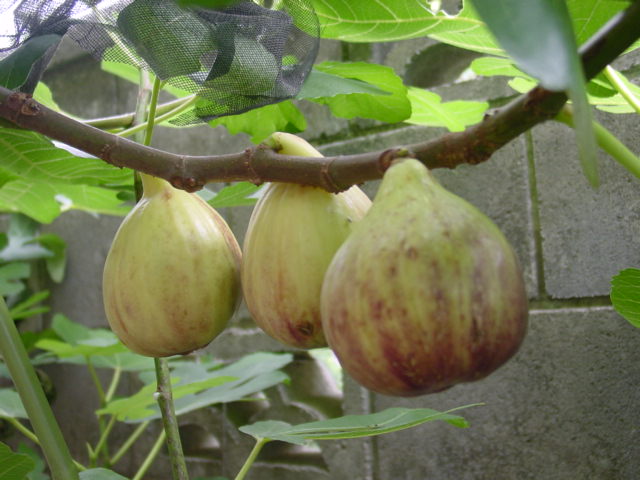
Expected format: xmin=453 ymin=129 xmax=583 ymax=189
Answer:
xmin=321 ymin=159 xmax=528 ymax=396
xmin=103 ymin=173 xmax=241 ymax=357
xmin=241 ymin=132 xmax=371 ymax=349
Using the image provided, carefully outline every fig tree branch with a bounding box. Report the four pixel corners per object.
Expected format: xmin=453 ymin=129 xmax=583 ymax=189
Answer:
xmin=0 ymin=1 xmax=639 ymax=192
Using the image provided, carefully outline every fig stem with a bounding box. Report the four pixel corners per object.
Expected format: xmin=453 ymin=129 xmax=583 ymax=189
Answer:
xmin=135 ymin=73 xmax=191 ymax=480
xmin=0 ymin=297 xmax=79 ymax=480
xmin=234 ymin=437 xmax=270 ymax=480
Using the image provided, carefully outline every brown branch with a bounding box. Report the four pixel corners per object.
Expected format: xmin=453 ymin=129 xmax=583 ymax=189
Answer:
xmin=1 ymin=1 xmax=639 ymax=192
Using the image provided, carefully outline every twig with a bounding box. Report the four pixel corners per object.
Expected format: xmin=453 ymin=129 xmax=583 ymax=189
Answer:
xmin=0 ymin=2 xmax=639 ymax=192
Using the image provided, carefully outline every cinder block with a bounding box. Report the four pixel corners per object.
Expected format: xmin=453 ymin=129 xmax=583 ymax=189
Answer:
xmin=533 ymin=113 xmax=640 ymax=298
xmin=366 ymin=308 xmax=640 ymax=479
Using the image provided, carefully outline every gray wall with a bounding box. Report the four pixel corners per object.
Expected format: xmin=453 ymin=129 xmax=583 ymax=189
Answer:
xmin=17 ymin=33 xmax=640 ymax=480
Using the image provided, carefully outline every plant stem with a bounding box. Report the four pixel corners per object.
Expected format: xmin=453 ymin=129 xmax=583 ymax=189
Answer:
xmin=86 ymin=358 xmax=106 ymax=404
xmin=603 ymin=65 xmax=640 ymax=114
xmin=556 ymin=105 xmax=640 ymax=179
xmin=0 ymin=298 xmax=79 ymax=480
xmin=132 ymin=430 xmax=167 ymax=480
xmin=91 ymin=415 xmax=117 ymax=465
xmin=85 ymin=96 xmax=192 ymax=129
xmin=117 ymin=94 xmax=197 ymax=139
xmin=110 ymin=420 xmax=151 ymax=466
xmin=105 ymin=366 xmax=122 ymax=403
xmin=136 ymin=73 xmax=190 ymax=480
xmin=154 ymin=358 xmax=190 ymax=480
xmin=234 ymin=438 xmax=269 ymax=480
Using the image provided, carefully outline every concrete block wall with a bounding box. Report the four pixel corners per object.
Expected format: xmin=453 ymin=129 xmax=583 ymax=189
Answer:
xmin=10 ymin=29 xmax=638 ymax=479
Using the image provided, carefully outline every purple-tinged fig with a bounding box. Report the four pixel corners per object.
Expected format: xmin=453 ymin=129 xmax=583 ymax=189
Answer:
xmin=321 ymin=159 xmax=528 ymax=396
xmin=241 ymin=132 xmax=371 ymax=349
xmin=103 ymin=173 xmax=241 ymax=357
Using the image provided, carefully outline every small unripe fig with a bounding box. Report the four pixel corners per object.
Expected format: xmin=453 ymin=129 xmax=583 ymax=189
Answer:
xmin=103 ymin=174 xmax=241 ymax=357
xmin=321 ymin=159 xmax=528 ymax=396
xmin=241 ymin=133 xmax=371 ymax=349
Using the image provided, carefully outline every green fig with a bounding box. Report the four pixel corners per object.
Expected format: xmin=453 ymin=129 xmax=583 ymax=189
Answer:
xmin=321 ymin=159 xmax=528 ymax=396
xmin=103 ymin=173 xmax=242 ymax=357
xmin=241 ymin=133 xmax=371 ymax=349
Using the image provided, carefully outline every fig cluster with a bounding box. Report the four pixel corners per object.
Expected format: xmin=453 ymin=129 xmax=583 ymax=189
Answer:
xmin=103 ymin=133 xmax=527 ymax=397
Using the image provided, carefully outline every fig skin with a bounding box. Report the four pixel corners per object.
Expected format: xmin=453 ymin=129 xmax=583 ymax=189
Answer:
xmin=103 ymin=174 xmax=242 ymax=357
xmin=241 ymin=133 xmax=371 ymax=349
xmin=321 ymin=159 xmax=528 ymax=397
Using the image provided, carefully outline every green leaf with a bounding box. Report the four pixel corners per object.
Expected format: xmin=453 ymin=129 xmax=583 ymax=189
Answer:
xmin=207 ymin=183 xmax=263 ymax=208
xmin=471 ymin=0 xmax=598 ymax=187
xmin=312 ymin=0 xmax=499 ymax=53
xmin=0 ymin=262 xmax=30 ymax=296
xmin=240 ymin=405 xmax=478 ymax=445
xmin=79 ymin=468 xmax=128 ymax=480
xmin=101 ymin=352 xmax=293 ymax=422
xmin=98 ymin=375 xmax=237 ymax=421
xmin=0 ymin=215 xmax=51 ymax=263
xmin=17 ymin=445 xmax=49 ymax=480
xmin=101 ymin=59 xmax=191 ymax=98
xmin=611 ymin=268 xmax=640 ymax=328
xmin=568 ymin=0 xmax=632 ymax=46
xmin=0 ymin=180 xmax=130 ymax=224
xmin=0 ymin=34 xmax=61 ymax=89
xmin=9 ymin=291 xmax=50 ymax=321
xmin=34 ymin=234 xmax=66 ymax=283
xmin=297 ymin=69 xmax=391 ymax=99
xmin=406 ymin=88 xmax=488 ymax=131
xmin=0 ymin=389 xmax=28 ymax=419
xmin=208 ymin=101 xmax=306 ymax=144
xmin=0 ymin=128 xmax=132 ymax=186
xmin=32 ymin=83 xmax=63 ymax=113
xmin=0 ymin=441 xmax=34 ymax=480
xmin=309 ymin=62 xmax=411 ymax=123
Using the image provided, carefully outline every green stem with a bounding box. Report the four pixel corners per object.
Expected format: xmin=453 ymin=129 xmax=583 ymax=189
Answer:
xmin=556 ymin=105 xmax=640 ymax=179
xmin=117 ymin=94 xmax=197 ymax=139
xmin=604 ymin=65 xmax=640 ymax=114
xmin=110 ymin=420 xmax=151 ymax=466
xmin=131 ymin=430 xmax=167 ymax=480
xmin=154 ymin=358 xmax=190 ymax=480
xmin=143 ymin=78 xmax=164 ymax=146
xmin=234 ymin=438 xmax=269 ymax=480
xmin=104 ymin=367 xmax=122 ymax=403
xmin=85 ymin=96 xmax=191 ymax=129
xmin=91 ymin=415 xmax=117 ymax=464
xmin=0 ymin=298 xmax=79 ymax=480
xmin=86 ymin=358 xmax=106 ymax=404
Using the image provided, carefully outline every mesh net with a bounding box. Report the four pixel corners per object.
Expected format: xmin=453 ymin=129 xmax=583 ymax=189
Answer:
xmin=0 ymin=0 xmax=319 ymax=123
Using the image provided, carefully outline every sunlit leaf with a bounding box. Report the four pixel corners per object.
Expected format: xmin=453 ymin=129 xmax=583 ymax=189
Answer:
xmin=207 ymin=183 xmax=263 ymax=208
xmin=309 ymin=62 xmax=410 ymax=122
xmin=207 ymin=101 xmax=306 ymax=144
xmin=406 ymin=88 xmax=488 ymax=131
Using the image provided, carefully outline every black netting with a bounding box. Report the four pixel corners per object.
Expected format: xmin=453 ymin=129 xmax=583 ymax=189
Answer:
xmin=0 ymin=0 xmax=319 ymax=123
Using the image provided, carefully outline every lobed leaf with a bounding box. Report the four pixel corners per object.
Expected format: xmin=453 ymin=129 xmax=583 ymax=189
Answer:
xmin=240 ymin=405 xmax=479 ymax=445
xmin=309 ymin=61 xmax=410 ymax=122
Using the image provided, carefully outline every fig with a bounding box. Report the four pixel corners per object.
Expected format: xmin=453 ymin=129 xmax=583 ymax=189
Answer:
xmin=241 ymin=132 xmax=371 ymax=349
xmin=103 ymin=173 xmax=242 ymax=357
xmin=321 ymin=159 xmax=528 ymax=396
